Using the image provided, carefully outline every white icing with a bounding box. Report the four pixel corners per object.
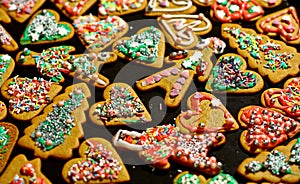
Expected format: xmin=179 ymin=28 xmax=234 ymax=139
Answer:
xmin=229 ymin=4 xmax=240 ymax=12
xmin=216 ymin=10 xmax=226 ymax=18
xmin=250 ymin=5 xmax=262 ymax=13
xmin=112 ymin=129 xmax=144 ymax=151
xmin=146 ymin=0 xmax=192 ymax=12
xmin=199 ymin=0 xmax=213 ymax=4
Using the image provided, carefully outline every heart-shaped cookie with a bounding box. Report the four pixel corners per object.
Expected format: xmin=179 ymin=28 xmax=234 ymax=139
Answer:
xmin=136 ymin=49 xmax=213 ymax=107
xmin=113 ymin=26 xmax=165 ymax=68
xmin=158 ymin=13 xmax=212 ymax=50
xmin=0 ymin=0 xmax=45 ymax=23
xmin=16 ymin=46 xmax=117 ymax=88
xmin=1 ymin=76 xmax=62 ymax=121
xmin=222 ymin=23 xmax=300 ymax=84
xmin=89 ymin=82 xmax=152 ymax=126
xmin=175 ymin=92 xmax=238 ymax=134
xmin=205 ymin=53 xmax=264 ymax=94
xmin=20 ymin=9 xmax=74 ymax=45
xmin=256 ymin=7 xmax=300 ymax=44
xmin=0 ymin=25 xmax=18 ymax=51
xmin=237 ymin=138 xmax=300 ymax=183
xmin=238 ymin=105 xmax=300 ymax=154
xmin=62 ymin=138 xmax=130 ymax=183
xmin=18 ymin=83 xmax=91 ymax=160
xmin=211 ymin=0 xmax=264 ymax=23
xmin=256 ymin=0 xmax=282 ymax=8
xmin=261 ymin=77 xmax=300 ymax=120
xmin=74 ymin=14 xmax=128 ymax=52
xmin=98 ymin=0 xmax=147 ymax=18
xmin=0 ymin=54 xmax=15 ymax=87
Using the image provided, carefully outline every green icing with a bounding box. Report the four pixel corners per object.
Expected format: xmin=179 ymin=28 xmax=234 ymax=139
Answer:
xmin=176 ymin=173 xmax=200 ymax=184
xmin=0 ymin=126 xmax=9 ymax=150
xmin=0 ymin=55 xmax=11 ymax=82
xmin=208 ymin=172 xmax=237 ymax=184
xmin=289 ymin=138 xmax=300 ymax=165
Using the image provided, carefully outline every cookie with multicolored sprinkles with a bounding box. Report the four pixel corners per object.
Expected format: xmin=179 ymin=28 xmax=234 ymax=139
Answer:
xmin=205 ymin=53 xmax=264 ymax=94
xmin=1 ymin=76 xmax=62 ymax=121
xmin=89 ymin=83 xmax=152 ymax=126
xmin=0 ymin=54 xmax=15 ymax=87
xmin=237 ymin=138 xmax=300 ymax=183
xmin=221 ymin=23 xmax=300 ymax=84
xmin=0 ymin=122 xmax=19 ymax=173
xmin=20 ymin=9 xmax=74 ymax=45
xmin=18 ymin=83 xmax=91 ymax=160
xmin=62 ymin=137 xmax=130 ymax=183
xmin=0 ymin=25 xmax=18 ymax=52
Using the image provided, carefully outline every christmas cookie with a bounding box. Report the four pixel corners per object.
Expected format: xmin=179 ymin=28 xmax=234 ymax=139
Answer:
xmin=113 ymin=26 xmax=165 ymax=68
xmin=158 ymin=13 xmax=212 ymax=50
xmin=238 ymin=105 xmax=300 ymax=154
xmin=192 ymin=0 xmax=213 ymax=7
xmin=0 ymin=122 xmax=19 ymax=173
xmin=136 ymin=49 xmax=213 ymax=108
xmin=261 ymin=77 xmax=300 ymax=120
xmin=257 ymin=0 xmax=282 ymax=8
xmin=89 ymin=83 xmax=152 ymax=126
xmin=98 ymin=0 xmax=147 ymax=18
xmin=0 ymin=0 xmax=46 ymax=23
xmin=20 ymin=9 xmax=74 ymax=45
xmin=175 ymin=92 xmax=239 ymax=134
xmin=256 ymin=7 xmax=300 ymax=44
xmin=145 ymin=0 xmax=197 ymax=16
xmin=73 ymin=14 xmax=128 ymax=52
xmin=62 ymin=137 xmax=130 ymax=183
xmin=207 ymin=172 xmax=238 ymax=184
xmin=205 ymin=53 xmax=264 ymax=94
xmin=0 ymin=101 xmax=7 ymax=121
xmin=50 ymin=0 xmax=97 ymax=19
xmin=0 ymin=25 xmax=18 ymax=51
xmin=211 ymin=0 xmax=264 ymax=23
xmin=173 ymin=171 xmax=207 ymax=184
xmin=222 ymin=23 xmax=300 ymax=84
xmin=237 ymin=138 xmax=300 ymax=183
xmin=0 ymin=9 xmax=10 ymax=23
xmin=18 ymin=83 xmax=91 ymax=160
xmin=0 ymin=154 xmax=51 ymax=183
xmin=1 ymin=76 xmax=62 ymax=121
xmin=195 ymin=37 xmax=226 ymax=54
xmin=16 ymin=46 xmax=117 ymax=88
xmin=0 ymin=54 xmax=15 ymax=87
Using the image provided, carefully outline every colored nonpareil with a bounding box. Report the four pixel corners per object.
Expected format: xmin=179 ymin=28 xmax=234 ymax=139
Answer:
xmin=98 ymin=0 xmax=144 ymax=16
xmin=208 ymin=172 xmax=238 ymax=184
xmin=0 ymin=26 xmax=11 ymax=46
xmin=10 ymin=163 xmax=46 ymax=184
xmin=0 ymin=55 xmax=11 ymax=82
xmin=2 ymin=0 xmax=38 ymax=16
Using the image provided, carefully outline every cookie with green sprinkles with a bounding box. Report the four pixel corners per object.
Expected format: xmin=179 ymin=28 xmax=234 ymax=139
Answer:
xmin=0 ymin=54 xmax=15 ymax=87
xmin=0 ymin=122 xmax=19 ymax=173
xmin=89 ymin=83 xmax=152 ymax=126
xmin=62 ymin=137 xmax=130 ymax=183
xmin=237 ymin=138 xmax=300 ymax=183
xmin=18 ymin=83 xmax=91 ymax=160
xmin=20 ymin=9 xmax=74 ymax=45
xmin=173 ymin=171 xmax=207 ymax=184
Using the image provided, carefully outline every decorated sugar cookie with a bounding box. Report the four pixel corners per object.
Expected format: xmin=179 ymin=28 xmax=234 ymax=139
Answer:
xmin=195 ymin=37 xmax=226 ymax=54
xmin=0 ymin=54 xmax=15 ymax=87
xmin=257 ymin=0 xmax=282 ymax=8
xmin=136 ymin=49 xmax=213 ymax=107
xmin=0 ymin=0 xmax=46 ymax=23
xmin=173 ymin=171 xmax=207 ymax=184
xmin=222 ymin=23 xmax=300 ymax=84
xmin=207 ymin=172 xmax=238 ymax=184
xmin=237 ymin=138 xmax=300 ymax=183
xmin=0 ymin=25 xmax=18 ymax=51
xmin=238 ymin=105 xmax=300 ymax=154
xmin=20 ymin=9 xmax=74 ymax=45
xmin=158 ymin=13 xmax=212 ymax=50
xmin=89 ymin=83 xmax=152 ymax=126
xmin=18 ymin=83 xmax=91 ymax=160
xmin=205 ymin=53 xmax=264 ymax=94
xmin=175 ymin=92 xmax=238 ymax=134
xmin=256 ymin=7 xmax=300 ymax=44
xmin=16 ymin=46 xmax=117 ymax=88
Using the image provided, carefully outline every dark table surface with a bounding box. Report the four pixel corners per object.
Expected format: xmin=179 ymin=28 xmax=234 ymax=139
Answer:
xmin=1 ymin=0 xmax=300 ymax=183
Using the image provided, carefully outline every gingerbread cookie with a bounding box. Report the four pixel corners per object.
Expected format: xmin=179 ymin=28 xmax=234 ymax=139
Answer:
xmin=98 ymin=0 xmax=147 ymax=18
xmin=192 ymin=0 xmax=213 ymax=7
xmin=207 ymin=172 xmax=238 ymax=184
xmin=237 ymin=138 xmax=300 ymax=183
xmin=205 ymin=53 xmax=264 ymax=94
xmin=256 ymin=7 xmax=300 ymax=44
xmin=173 ymin=171 xmax=207 ymax=184
xmin=175 ymin=92 xmax=238 ymax=134
xmin=0 ymin=25 xmax=18 ymax=52
xmin=73 ymin=14 xmax=128 ymax=52
xmin=20 ymin=9 xmax=74 ymax=45
xmin=0 ymin=54 xmax=15 ymax=87
xmin=211 ymin=0 xmax=264 ymax=23
xmin=145 ymin=0 xmax=197 ymax=16
xmin=136 ymin=49 xmax=213 ymax=108
xmin=1 ymin=76 xmax=62 ymax=121
xmin=261 ymin=77 xmax=300 ymax=120
xmin=0 ymin=101 xmax=7 ymax=121
xmin=62 ymin=137 xmax=130 ymax=183
xmin=18 ymin=83 xmax=91 ymax=160
xmin=222 ymin=23 xmax=300 ymax=84
xmin=16 ymin=46 xmax=117 ymax=88
xmin=158 ymin=13 xmax=212 ymax=50
xmin=196 ymin=37 xmax=226 ymax=54
xmin=0 ymin=122 xmax=19 ymax=173
xmin=0 ymin=0 xmax=46 ymax=23
xmin=0 ymin=154 xmax=51 ymax=183
xmin=0 ymin=8 xmax=10 ymax=23
xmin=113 ymin=26 xmax=165 ymax=68
xmin=50 ymin=0 xmax=97 ymax=19
xmin=257 ymin=0 xmax=282 ymax=8
xmin=89 ymin=83 xmax=152 ymax=126
xmin=238 ymin=105 xmax=300 ymax=154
